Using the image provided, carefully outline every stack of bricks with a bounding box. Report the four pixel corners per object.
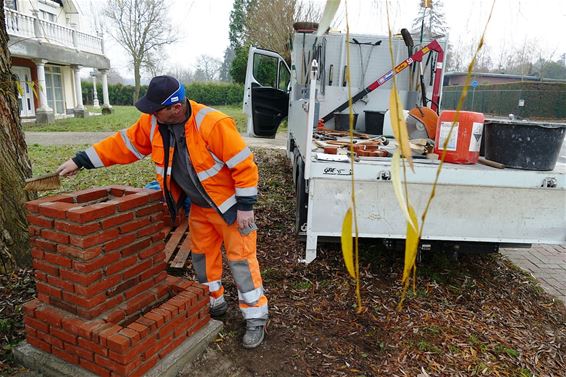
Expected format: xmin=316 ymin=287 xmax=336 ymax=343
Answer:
xmin=23 ymin=186 xmax=210 ymax=377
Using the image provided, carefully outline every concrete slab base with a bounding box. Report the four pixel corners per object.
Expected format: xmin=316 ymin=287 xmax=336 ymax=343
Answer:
xmin=73 ymin=109 xmax=89 ymax=118
xmin=13 ymin=319 xmax=223 ymax=377
xmin=35 ymin=110 xmax=54 ymax=124
xmin=102 ymin=106 xmax=114 ymax=115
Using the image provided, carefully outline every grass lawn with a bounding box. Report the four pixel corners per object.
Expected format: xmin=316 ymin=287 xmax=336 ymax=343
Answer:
xmin=24 ymin=105 xmax=249 ymax=133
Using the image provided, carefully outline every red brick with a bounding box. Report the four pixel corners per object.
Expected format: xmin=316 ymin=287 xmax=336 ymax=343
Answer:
xmin=77 ymin=319 xmax=105 ymax=340
xmin=139 ymin=263 xmax=167 ymax=283
xmin=43 ymin=252 xmax=72 ymax=268
xmin=123 ymin=278 xmax=154 ymax=300
xmin=79 ymin=357 xmax=111 ymax=377
xmin=152 ymin=230 xmax=166 ymax=243
xmin=104 ymin=309 xmax=126 ymax=324
xmin=61 ymin=316 xmax=83 ymax=334
xmin=40 ymin=229 xmax=69 ymax=244
xmin=53 ymin=345 xmax=80 ymax=364
xmin=50 ymin=326 xmax=78 ymax=345
xmin=63 ymin=291 xmax=106 ymax=309
xmin=118 ymin=327 xmax=141 ymax=342
xmin=155 ymin=282 xmax=171 ymax=298
xmin=31 ymin=247 xmax=44 ymax=260
xmin=22 ymin=299 xmax=40 ymax=317
xmin=117 ymin=193 xmax=150 ymax=211
xmin=60 ymin=268 xmax=102 ymax=285
xmin=27 ymin=335 xmax=52 ymax=353
xmin=101 ymin=212 xmax=134 ymax=229
xmin=35 ymin=306 xmax=64 ymax=327
xmin=158 ymin=333 xmax=186 ymax=359
xmin=55 ymin=220 xmax=101 ymax=236
xmin=38 ymin=201 xmax=78 ymax=219
xmin=24 ymin=324 xmax=37 ymax=338
xmin=50 ymin=297 xmax=78 ymax=315
xmin=28 ymin=225 xmax=41 ymax=237
xmin=174 ymin=315 xmax=196 ymax=338
xmin=121 ymin=238 xmax=151 ymax=257
xmin=32 ymin=259 xmax=59 ymax=276
xmin=36 ymin=329 xmax=64 ymax=349
xmin=64 ymin=342 xmax=94 ymax=362
xmin=110 ymin=277 xmax=139 ymax=296
xmin=119 ymin=218 xmax=151 ymax=234
xmin=91 ymin=322 xmax=114 ymax=342
xmin=26 ymin=214 xmax=54 ymax=228
xmin=70 ymin=228 xmax=120 ymax=248
xmin=35 ymin=281 xmax=62 ymax=300
xmin=99 ymin=324 xmax=123 ymax=346
xmin=157 ymin=312 xmax=185 ymax=338
xmin=160 ymin=303 xmax=179 ymax=317
xmin=95 ymin=353 xmax=141 ymax=376
xmin=74 ymin=274 xmax=121 ymax=297
xmin=34 ymin=270 xmax=47 ymax=283
xmin=188 ymin=314 xmax=210 ymax=336
xmin=125 ymin=293 xmax=156 ymax=316
xmin=105 ymin=333 xmax=130 ymax=353
xmin=130 ymin=354 xmax=158 ymax=377
xmin=187 ymin=296 xmax=208 ymax=317
xmin=73 ymin=251 xmax=120 ymax=273
xmin=74 ymin=187 xmax=110 ymax=203
xmin=127 ymin=322 xmax=149 ymax=338
xmin=144 ymin=334 xmax=172 ymax=360
xmin=96 ymin=293 xmax=124 ymax=314
xmin=137 ymin=224 xmax=160 ymax=238
xmin=78 ymin=336 xmax=109 ymax=357
xmin=136 ymin=316 xmax=157 ymax=332
xmin=109 ymin=185 xmax=143 ymax=197
xmin=139 ymin=243 xmax=164 ymax=260
xmin=36 ymin=293 xmax=50 ymax=303
xmin=66 ymin=202 xmax=117 ymax=223
xmin=153 ymin=268 xmax=167 ymax=284
xmin=23 ymin=316 xmax=49 ymax=333
xmin=25 ymin=194 xmax=74 ymax=213
xmin=47 ymin=275 xmax=74 ymax=292
xmin=135 ymin=202 xmax=164 ymax=217
xmin=144 ymin=311 xmax=166 ymax=328
xmin=104 ymin=233 xmax=137 ymax=252
xmin=32 ymin=238 xmax=57 ymax=252
xmin=106 ymin=255 xmax=138 ymax=277
xmin=58 ymin=244 xmax=102 ymax=261
xmin=176 ymin=290 xmax=197 ymax=308
xmin=123 ymin=259 xmax=152 ymax=280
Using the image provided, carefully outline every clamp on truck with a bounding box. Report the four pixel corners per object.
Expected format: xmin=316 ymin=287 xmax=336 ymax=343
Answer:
xmin=243 ymin=26 xmax=566 ymax=264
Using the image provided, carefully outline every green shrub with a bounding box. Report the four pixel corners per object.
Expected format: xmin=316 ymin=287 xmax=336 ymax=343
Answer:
xmin=82 ymin=82 xmax=243 ymax=107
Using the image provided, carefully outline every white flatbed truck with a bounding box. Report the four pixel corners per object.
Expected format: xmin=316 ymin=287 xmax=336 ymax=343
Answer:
xmin=243 ymin=30 xmax=566 ymax=263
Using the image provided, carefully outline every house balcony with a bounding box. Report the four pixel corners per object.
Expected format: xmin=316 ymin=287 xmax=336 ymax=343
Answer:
xmin=5 ymin=7 xmax=110 ymax=69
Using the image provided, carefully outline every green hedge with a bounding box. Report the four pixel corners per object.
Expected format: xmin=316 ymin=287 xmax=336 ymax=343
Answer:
xmin=441 ymin=82 xmax=566 ymax=119
xmin=82 ymin=82 xmax=243 ymax=107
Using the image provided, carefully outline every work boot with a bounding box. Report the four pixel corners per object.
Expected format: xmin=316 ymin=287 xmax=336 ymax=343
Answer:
xmin=242 ymin=324 xmax=265 ymax=349
xmin=209 ymin=300 xmax=228 ymax=318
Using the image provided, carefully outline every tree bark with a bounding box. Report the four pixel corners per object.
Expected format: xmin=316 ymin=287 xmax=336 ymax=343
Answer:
xmin=0 ymin=5 xmax=35 ymax=268
xmin=133 ymin=60 xmax=141 ymax=104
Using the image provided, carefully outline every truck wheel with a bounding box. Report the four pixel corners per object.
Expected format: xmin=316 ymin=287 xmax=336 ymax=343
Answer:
xmin=295 ymin=158 xmax=308 ymax=234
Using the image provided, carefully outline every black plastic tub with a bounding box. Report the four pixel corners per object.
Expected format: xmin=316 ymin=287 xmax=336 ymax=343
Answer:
xmin=364 ymin=110 xmax=385 ymax=135
xmin=334 ymin=113 xmax=358 ymax=131
xmin=484 ymin=119 xmax=566 ymax=171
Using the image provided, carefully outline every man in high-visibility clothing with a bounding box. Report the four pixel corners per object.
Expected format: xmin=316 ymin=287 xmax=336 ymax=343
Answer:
xmin=57 ymin=75 xmax=268 ymax=348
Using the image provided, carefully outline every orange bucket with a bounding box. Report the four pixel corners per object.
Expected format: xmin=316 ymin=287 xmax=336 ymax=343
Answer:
xmin=434 ymin=111 xmax=484 ymax=164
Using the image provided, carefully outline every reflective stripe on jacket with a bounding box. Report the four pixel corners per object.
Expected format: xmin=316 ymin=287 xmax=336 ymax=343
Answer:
xmin=86 ymin=101 xmax=258 ymax=221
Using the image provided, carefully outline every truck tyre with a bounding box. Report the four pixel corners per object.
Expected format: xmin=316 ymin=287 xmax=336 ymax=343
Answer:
xmin=295 ymin=157 xmax=308 ymax=235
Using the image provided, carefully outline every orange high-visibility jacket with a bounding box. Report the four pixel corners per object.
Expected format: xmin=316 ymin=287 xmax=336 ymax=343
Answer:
xmin=83 ymin=101 xmax=258 ymax=222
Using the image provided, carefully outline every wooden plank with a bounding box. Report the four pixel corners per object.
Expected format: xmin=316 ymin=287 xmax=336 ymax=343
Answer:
xmin=170 ymin=231 xmax=192 ymax=269
xmin=163 ymin=218 xmax=188 ymax=262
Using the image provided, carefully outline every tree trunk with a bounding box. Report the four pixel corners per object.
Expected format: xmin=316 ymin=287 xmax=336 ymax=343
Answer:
xmin=133 ymin=61 xmax=141 ymax=104
xmin=0 ymin=6 xmax=35 ymax=268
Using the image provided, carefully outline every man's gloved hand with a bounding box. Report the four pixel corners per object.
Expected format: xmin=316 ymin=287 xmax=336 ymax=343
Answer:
xmin=237 ymin=210 xmax=255 ymax=231
xmin=56 ymin=159 xmax=80 ymax=177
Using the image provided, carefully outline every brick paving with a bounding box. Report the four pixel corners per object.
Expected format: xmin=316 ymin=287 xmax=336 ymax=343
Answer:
xmin=501 ymin=244 xmax=566 ymax=306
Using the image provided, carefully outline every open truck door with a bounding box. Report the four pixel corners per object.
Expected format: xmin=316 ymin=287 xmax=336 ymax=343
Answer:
xmin=243 ymin=47 xmax=291 ymax=137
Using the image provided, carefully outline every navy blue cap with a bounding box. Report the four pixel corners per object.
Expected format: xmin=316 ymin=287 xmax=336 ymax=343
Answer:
xmin=135 ymin=75 xmax=186 ymax=114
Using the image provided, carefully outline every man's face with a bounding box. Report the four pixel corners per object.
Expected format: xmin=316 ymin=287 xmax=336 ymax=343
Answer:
xmin=154 ymin=103 xmax=182 ymax=124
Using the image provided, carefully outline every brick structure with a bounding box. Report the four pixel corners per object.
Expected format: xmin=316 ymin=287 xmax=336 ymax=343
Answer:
xmin=23 ymin=186 xmax=210 ymax=377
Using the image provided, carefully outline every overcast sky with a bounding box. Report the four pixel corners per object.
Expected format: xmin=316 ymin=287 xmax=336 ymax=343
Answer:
xmin=77 ymin=0 xmax=566 ymax=80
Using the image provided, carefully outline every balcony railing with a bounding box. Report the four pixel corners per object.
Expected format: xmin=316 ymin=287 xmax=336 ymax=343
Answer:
xmin=4 ymin=7 xmax=104 ymax=55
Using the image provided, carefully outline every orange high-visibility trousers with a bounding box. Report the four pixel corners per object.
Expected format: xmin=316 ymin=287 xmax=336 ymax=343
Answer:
xmin=189 ymin=205 xmax=268 ymax=324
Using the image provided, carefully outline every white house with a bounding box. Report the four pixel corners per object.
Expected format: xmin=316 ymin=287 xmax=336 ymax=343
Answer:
xmin=4 ymin=0 xmax=112 ymax=123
